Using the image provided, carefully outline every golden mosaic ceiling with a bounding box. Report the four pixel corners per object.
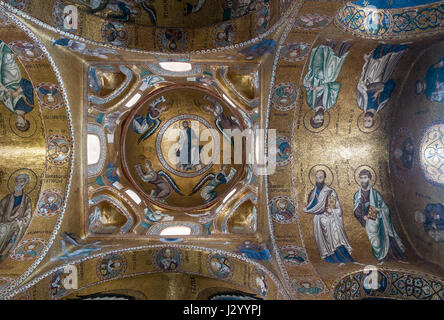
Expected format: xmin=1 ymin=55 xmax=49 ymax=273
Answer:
xmin=0 ymin=0 xmax=443 ymax=301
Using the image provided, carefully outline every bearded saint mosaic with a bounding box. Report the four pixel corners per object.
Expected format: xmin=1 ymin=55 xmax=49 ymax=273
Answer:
xmin=357 ymin=44 xmax=407 ymax=131
xmin=353 ymin=167 xmax=406 ymax=263
xmin=303 ymin=167 xmax=354 ymax=264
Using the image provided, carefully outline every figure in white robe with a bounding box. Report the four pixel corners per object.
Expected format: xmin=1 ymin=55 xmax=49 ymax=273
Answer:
xmin=303 ymin=170 xmax=354 ymax=263
xmin=0 ymin=174 xmax=32 ymax=261
xmin=353 ymin=169 xmax=406 ymax=262
xmin=357 ymin=44 xmax=407 ymax=129
xmin=177 ymin=120 xmax=201 ymax=171
xmin=303 ymin=40 xmax=352 ymax=128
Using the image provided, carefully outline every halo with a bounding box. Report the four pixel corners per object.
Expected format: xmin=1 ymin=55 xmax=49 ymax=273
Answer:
xmin=308 ymin=164 xmax=334 ymax=186
xmin=354 ymin=165 xmax=377 ymax=187
xmin=179 ymin=119 xmax=191 ymax=129
xmin=303 ymin=109 xmax=330 ymax=133
xmin=9 ymin=112 xmax=37 ymax=138
xmin=7 ymin=168 xmax=38 ymax=194
xmin=357 ymin=111 xmax=381 ymax=134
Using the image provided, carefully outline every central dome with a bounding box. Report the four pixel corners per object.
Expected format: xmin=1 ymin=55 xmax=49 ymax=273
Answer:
xmin=121 ymin=86 xmax=245 ymax=211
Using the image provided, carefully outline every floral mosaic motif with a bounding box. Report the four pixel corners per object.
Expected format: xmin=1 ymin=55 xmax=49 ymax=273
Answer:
xmin=268 ymin=196 xmax=297 ymax=224
xmin=334 ymin=273 xmax=363 ymax=300
xmin=279 ymin=245 xmax=307 ymax=266
xmin=390 ymin=272 xmax=444 ymax=300
xmin=335 ymin=2 xmax=444 ymax=39
xmin=207 ymin=253 xmax=233 ymax=279
xmin=37 ymin=189 xmax=63 ymax=217
xmin=9 ymin=238 xmax=48 ymax=261
xmin=47 ymin=134 xmax=73 ymax=166
xmin=292 ymin=278 xmax=325 ymax=296
xmin=8 ymin=40 xmax=43 ymax=61
xmin=153 ymin=247 xmax=183 ymax=271
xmin=334 ymin=270 xmax=444 ymax=300
xmin=280 ymin=42 xmax=309 ymax=63
xmin=293 ymin=14 xmax=331 ymax=30
xmin=420 ymin=123 xmax=444 ymax=186
xmin=96 ymin=252 xmax=127 ymax=280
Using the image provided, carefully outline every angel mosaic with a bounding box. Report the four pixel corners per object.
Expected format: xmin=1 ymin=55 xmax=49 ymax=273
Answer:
xmin=189 ymin=166 xmax=236 ymax=203
xmin=132 ymin=96 xmax=169 ymax=144
xmin=135 ymin=159 xmax=183 ymax=202
xmin=201 ymin=94 xmax=242 ymax=141
xmin=76 ymin=0 xmax=157 ymax=25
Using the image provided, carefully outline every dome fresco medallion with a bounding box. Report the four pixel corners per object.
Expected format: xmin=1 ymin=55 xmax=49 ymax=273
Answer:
xmin=121 ymin=86 xmax=245 ymax=211
xmin=0 ymin=0 xmax=443 ymax=302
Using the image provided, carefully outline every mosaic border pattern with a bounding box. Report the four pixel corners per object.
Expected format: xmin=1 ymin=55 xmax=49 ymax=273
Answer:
xmin=334 ymin=1 xmax=444 ymax=40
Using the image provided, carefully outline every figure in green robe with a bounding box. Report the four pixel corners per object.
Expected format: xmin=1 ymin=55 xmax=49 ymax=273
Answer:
xmin=0 ymin=40 xmax=34 ymax=132
xmin=303 ymin=40 xmax=351 ymax=128
xmin=353 ymin=169 xmax=406 ymax=263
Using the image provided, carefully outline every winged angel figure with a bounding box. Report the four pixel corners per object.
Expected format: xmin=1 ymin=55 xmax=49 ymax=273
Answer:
xmin=135 ymin=160 xmax=183 ymax=202
xmin=189 ymin=166 xmax=237 ymax=203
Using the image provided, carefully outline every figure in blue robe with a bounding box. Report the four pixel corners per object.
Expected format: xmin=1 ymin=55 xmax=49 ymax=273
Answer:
xmin=416 ymin=56 xmax=444 ymax=103
xmin=357 ymin=44 xmax=407 ymax=129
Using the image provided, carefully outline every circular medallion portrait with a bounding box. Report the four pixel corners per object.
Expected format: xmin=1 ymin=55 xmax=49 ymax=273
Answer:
xmin=10 ymin=238 xmax=48 ymax=261
xmin=153 ymin=247 xmax=183 ymax=271
xmin=280 ymin=245 xmax=307 ymax=266
xmin=271 ymin=83 xmax=298 ymax=111
xmin=207 ymin=253 xmax=233 ymax=279
xmin=36 ymin=83 xmax=64 ymax=110
xmin=357 ymin=111 xmax=381 ymax=134
xmin=280 ymin=42 xmax=309 ymax=63
xmin=212 ymin=22 xmax=236 ymax=47
xmin=269 ymin=196 xmax=297 ymax=224
xmin=37 ymin=189 xmax=63 ymax=217
xmin=121 ymin=86 xmax=245 ymax=211
xmin=303 ymin=108 xmax=330 ymax=133
xmin=47 ymin=134 xmax=73 ymax=166
xmin=96 ymin=253 xmax=127 ymax=280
